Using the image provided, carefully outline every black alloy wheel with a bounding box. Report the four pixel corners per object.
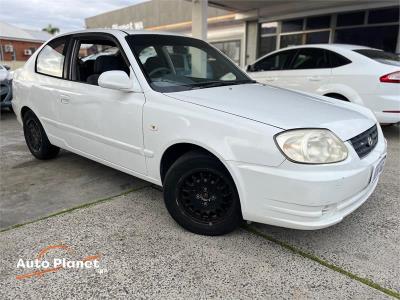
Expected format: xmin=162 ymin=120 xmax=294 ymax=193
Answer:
xmin=176 ymin=169 xmax=234 ymax=225
xmin=163 ymin=151 xmax=242 ymax=236
xmin=23 ymin=110 xmax=60 ymax=160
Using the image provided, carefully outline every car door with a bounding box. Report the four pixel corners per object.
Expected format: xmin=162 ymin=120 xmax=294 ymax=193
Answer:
xmin=247 ymin=49 xmax=297 ymax=88
xmin=279 ymin=48 xmax=332 ymax=93
xmin=32 ymin=35 xmax=71 ymax=140
xmin=56 ymin=33 xmax=147 ymax=175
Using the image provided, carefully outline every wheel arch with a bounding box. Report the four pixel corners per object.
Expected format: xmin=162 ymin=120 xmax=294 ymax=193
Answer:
xmin=324 ymin=93 xmax=350 ymax=101
xmin=159 ymin=141 xmax=245 ymax=220
xmin=21 ymin=106 xmax=33 ymax=119
xmin=160 ymin=142 xmax=231 ymax=184
xmin=320 ymin=84 xmax=363 ymax=105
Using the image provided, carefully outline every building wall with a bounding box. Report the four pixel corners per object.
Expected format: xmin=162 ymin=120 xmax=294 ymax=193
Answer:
xmin=0 ymin=39 xmax=43 ymax=61
xmin=256 ymin=5 xmax=400 ymax=58
xmin=85 ymin=0 xmax=230 ymax=29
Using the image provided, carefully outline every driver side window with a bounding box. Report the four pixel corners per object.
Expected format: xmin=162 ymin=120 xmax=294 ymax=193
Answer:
xmin=73 ymin=38 xmax=130 ymax=85
xmin=252 ymin=50 xmax=297 ymax=72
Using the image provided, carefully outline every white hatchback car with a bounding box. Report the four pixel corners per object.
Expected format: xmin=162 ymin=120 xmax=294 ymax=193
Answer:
xmin=247 ymin=44 xmax=400 ymax=124
xmin=12 ymin=30 xmax=387 ymax=235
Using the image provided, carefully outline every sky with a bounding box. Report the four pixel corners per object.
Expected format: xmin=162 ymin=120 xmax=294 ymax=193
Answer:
xmin=0 ymin=0 xmax=146 ymax=32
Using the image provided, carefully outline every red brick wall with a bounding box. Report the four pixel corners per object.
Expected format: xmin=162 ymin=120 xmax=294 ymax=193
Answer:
xmin=0 ymin=39 xmax=44 ymax=61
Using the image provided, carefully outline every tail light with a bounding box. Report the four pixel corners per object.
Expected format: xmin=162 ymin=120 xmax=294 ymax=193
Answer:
xmin=380 ymin=71 xmax=400 ymax=83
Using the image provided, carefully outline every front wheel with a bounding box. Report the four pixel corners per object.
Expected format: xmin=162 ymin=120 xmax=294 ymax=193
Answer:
xmin=23 ymin=110 xmax=60 ymax=160
xmin=163 ymin=151 xmax=242 ymax=236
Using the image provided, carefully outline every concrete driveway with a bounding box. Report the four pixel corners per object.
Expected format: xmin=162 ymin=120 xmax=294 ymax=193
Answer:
xmin=0 ymin=110 xmax=399 ymax=299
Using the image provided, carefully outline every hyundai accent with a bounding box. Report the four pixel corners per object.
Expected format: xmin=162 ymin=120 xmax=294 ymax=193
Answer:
xmin=12 ymin=30 xmax=387 ymax=235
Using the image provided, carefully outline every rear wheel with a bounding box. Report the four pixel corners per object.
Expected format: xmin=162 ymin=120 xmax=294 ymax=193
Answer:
xmin=163 ymin=151 xmax=242 ymax=235
xmin=23 ymin=110 xmax=60 ymax=160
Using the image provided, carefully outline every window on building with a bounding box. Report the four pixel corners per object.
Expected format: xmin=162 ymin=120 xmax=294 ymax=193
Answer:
xmin=252 ymin=49 xmax=297 ymax=72
xmin=306 ymin=31 xmax=330 ymax=44
xmin=280 ymin=34 xmax=303 ymax=48
xmin=36 ymin=37 xmax=68 ymax=78
xmin=211 ymin=40 xmax=241 ymax=65
xmin=282 ymin=19 xmax=303 ymax=33
xmin=368 ymin=7 xmax=399 ymax=24
xmin=259 ymin=36 xmax=277 ymax=57
xmin=337 ymin=11 xmax=365 ymax=27
xmin=261 ymin=22 xmax=278 ymax=35
xmin=259 ymin=22 xmax=278 ymax=57
xmin=291 ymin=48 xmax=329 ymax=69
xmin=335 ymin=25 xmax=399 ymax=52
xmin=306 ymin=15 xmax=331 ymax=29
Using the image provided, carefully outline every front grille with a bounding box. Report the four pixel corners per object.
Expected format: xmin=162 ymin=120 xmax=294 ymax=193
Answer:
xmin=349 ymin=125 xmax=378 ymax=158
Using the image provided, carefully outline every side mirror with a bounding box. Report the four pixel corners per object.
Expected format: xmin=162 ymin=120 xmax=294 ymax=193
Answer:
xmin=4 ymin=65 xmax=10 ymax=71
xmin=98 ymin=71 xmax=133 ymax=92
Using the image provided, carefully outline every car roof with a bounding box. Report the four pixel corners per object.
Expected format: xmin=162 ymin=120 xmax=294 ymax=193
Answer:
xmin=278 ymin=43 xmax=379 ymax=51
xmin=54 ymin=28 xmax=186 ymax=38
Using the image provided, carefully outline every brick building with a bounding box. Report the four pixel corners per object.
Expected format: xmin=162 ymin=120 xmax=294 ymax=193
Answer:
xmin=0 ymin=21 xmax=52 ymax=67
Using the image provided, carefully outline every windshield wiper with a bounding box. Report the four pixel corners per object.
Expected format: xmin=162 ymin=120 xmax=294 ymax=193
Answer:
xmin=190 ymin=79 xmax=256 ymax=89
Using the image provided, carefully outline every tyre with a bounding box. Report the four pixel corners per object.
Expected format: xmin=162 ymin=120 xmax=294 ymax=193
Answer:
xmin=163 ymin=151 xmax=242 ymax=235
xmin=23 ymin=110 xmax=60 ymax=160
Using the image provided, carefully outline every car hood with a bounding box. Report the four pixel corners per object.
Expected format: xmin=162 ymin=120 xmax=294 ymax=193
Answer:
xmin=166 ymin=83 xmax=376 ymax=141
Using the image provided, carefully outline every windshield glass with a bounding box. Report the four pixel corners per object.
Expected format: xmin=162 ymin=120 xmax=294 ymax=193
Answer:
xmin=126 ymin=34 xmax=253 ymax=93
xmin=354 ymin=49 xmax=400 ymax=66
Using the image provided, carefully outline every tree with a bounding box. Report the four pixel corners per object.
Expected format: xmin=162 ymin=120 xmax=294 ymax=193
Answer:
xmin=42 ymin=24 xmax=60 ymax=35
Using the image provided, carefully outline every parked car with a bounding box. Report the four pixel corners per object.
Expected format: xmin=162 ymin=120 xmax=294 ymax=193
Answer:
xmin=0 ymin=64 xmax=13 ymax=111
xmin=12 ymin=30 xmax=387 ymax=235
xmin=247 ymin=44 xmax=400 ymax=124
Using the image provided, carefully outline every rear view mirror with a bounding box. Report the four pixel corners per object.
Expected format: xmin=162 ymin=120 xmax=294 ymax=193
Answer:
xmin=98 ymin=71 xmax=133 ymax=92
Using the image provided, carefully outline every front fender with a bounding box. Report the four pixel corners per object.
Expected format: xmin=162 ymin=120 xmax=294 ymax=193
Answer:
xmin=143 ymin=91 xmax=286 ymax=183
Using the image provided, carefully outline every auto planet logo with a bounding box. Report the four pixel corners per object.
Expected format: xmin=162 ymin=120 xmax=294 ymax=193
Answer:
xmin=16 ymin=244 xmax=103 ymax=280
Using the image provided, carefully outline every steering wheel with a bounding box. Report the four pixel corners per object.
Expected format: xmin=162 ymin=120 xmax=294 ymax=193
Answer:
xmin=149 ymin=67 xmax=171 ymax=77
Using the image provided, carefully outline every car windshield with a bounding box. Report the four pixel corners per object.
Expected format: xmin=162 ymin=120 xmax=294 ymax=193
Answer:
xmin=354 ymin=49 xmax=400 ymax=66
xmin=126 ymin=34 xmax=254 ymax=93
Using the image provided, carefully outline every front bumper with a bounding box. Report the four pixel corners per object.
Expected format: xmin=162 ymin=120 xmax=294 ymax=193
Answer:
xmin=228 ymin=126 xmax=387 ymax=230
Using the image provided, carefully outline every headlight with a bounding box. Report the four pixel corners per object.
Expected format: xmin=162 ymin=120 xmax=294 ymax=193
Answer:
xmin=275 ymin=129 xmax=348 ymax=164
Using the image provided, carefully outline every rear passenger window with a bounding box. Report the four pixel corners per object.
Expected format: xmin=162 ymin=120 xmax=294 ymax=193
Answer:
xmin=36 ymin=37 xmax=68 ymax=78
xmin=328 ymin=51 xmax=351 ymax=68
xmin=291 ymin=48 xmax=329 ymax=69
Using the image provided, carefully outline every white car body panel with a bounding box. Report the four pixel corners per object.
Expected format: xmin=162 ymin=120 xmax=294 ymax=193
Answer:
xmin=247 ymin=44 xmax=400 ymax=124
xmin=12 ymin=30 xmax=387 ymax=230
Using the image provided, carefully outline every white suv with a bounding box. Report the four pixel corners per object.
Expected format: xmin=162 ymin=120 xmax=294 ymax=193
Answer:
xmin=247 ymin=44 xmax=400 ymax=124
xmin=12 ymin=30 xmax=387 ymax=235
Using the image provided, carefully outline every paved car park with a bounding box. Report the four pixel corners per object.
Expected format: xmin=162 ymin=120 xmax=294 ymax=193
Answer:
xmin=0 ymin=110 xmax=399 ymax=299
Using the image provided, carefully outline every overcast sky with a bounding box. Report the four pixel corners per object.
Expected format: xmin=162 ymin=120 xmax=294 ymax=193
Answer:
xmin=0 ymin=0 xmax=146 ymax=32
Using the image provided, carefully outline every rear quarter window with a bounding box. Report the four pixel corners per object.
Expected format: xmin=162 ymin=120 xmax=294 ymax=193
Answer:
xmin=354 ymin=49 xmax=400 ymax=67
xmin=327 ymin=50 xmax=352 ymax=68
xmin=36 ymin=37 xmax=69 ymax=78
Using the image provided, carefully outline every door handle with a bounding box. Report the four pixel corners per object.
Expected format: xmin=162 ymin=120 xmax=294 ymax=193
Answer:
xmin=307 ymin=76 xmax=322 ymax=82
xmin=60 ymin=95 xmax=70 ymax=104
xmin=265 ymin=77 xmax=277 ymax=82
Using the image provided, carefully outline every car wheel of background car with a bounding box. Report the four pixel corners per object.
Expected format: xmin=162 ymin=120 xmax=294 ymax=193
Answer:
xmin=23 ymin=110 xmax=60 ymax=160
xmin=325 ymin=93 xmax=349 ymax=102
xmin=163 ymin=151 xmax=242 ymax=236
